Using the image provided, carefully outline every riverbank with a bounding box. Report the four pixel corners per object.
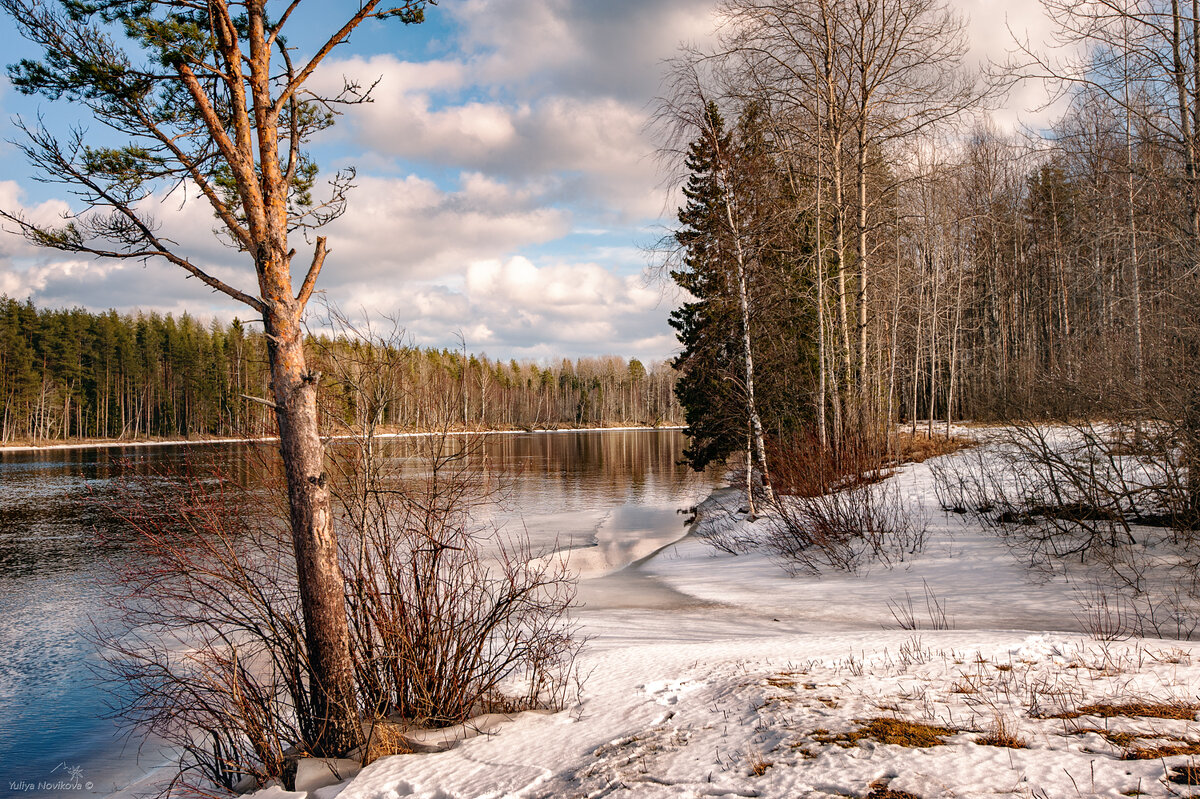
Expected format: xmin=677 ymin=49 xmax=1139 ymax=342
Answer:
xmin=258 ymin=440 xmax=1200 ymax=799
xmin=0 ymin=424 xmax=685 ymax=454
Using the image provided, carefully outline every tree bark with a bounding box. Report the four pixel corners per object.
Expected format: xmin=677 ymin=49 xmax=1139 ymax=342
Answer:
xmin=262 ymin=275 xmax=361 ymax=754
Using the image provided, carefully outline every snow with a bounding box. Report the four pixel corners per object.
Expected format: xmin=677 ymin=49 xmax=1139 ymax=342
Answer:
xmin=330 ymin=633 xmax=1200 ymax=799
xmin=252 ymin=441 xmax=1200 ymax=798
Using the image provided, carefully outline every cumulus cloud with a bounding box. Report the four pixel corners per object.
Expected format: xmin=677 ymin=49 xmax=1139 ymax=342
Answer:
xmin=386 ymin=256 xmax=680 ymax=361
xmin=0 ymin=172 xmax=594 ymax=343
xmin=960 ymin=0 xmax=1072 ymax=132
xmin=0 ymin=181 xmax=74 ymax=258
xmin=317 ymin=172 xmax=571 ymax=285
xmin=0 ymin=0 xmax=1063 ymax=362
xmin=314 ymin=58 xmax=663 ymax=220
xmin=450 ymin=0 xmax=718 ymax=102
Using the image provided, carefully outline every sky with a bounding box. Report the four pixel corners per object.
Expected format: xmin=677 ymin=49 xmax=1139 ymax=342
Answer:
xmin=0 ymin=0 xmax=1058 ymax=364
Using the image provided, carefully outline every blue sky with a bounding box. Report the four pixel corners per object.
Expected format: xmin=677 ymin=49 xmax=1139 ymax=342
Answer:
xmin=0 ymin=0 xmax=1053 ymax=363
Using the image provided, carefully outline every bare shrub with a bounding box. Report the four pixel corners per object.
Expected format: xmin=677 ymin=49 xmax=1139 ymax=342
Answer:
xmin=931 ymin=420 xmax=1200 ymax=640
xmin=1072 ymin=582 xmax=1135 ymax=641
xmin=321 ymin=311 xmax=582 ymax=728
xmin=936 ymin=421 xmax=1193 ymax=561
xmin=767 ymin=433 xmax=891 ymax=497
xmin=103 ymin=315 xmax=582 ymax=796
xmin=102 ymin=464 xmax=315 ymax=796
xmin=762 ymin=435 xmax=928 ymax=573
xmin=332 ymin=429 xmax=580 ymax=727
xmin=887 ymin=581 xmax=953 ymax=630
xmin=928 ymin=444 xmax=1012 ymax=520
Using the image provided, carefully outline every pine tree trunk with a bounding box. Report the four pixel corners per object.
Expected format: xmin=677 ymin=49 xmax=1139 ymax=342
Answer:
xmin=264 ymin=302 xmax=361 ymax=754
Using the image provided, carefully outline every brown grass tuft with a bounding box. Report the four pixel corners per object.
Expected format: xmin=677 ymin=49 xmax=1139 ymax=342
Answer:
xmin=363 ymin=721 xmax=416 ymax=765
xmin=814 ymin=717 xmax=954 ymax=748
xmin=1070 ymin=727 xmax=1141 ymax=748
xmin=1052 ymin=701 xmax=1196 ymax=720
xmin=867 ymin=778 xmax=923 ymax=798
xmin=977 ymin=715 xmax=1027 ymax=749
xmin=1124 ymin=741 xmax=1200 ymax=759
xmin=890 ymin=432 xmax=974 ymax=464
xmin=748 ymin=756 xmax=773 ymax=776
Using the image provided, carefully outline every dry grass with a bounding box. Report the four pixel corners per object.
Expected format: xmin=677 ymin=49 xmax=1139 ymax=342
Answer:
xmin=951 ymin=677 xmax=979 ymax=695
xmin=1069 ymin=727 xmax=1141 ymax=748
xmin=1123 ymin=741 xmax=1200 ymax=759
xmin=748 ymin=755 xmax=773 ymax=776
xmin=814 ymin=717 xmax=955 ymax=748
xmin=866 ymin=778 xmax=924 ymax=799
xmin=1168 ymin=765 xmax=1200 ymax=785
xmin=1051 ymin=701 xmax=1197 ymax=720
xmin=362 ymin=721 xmax=416 ymax=765
xmin=977 ymin=714 xmax=1027 ymax=749
xmin=890 ymin=432 xmax=974 ymax=464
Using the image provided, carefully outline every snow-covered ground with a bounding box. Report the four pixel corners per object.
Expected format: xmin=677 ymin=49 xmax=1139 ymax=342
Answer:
xmin=250 ymin=445 xmax=1200 ymax=799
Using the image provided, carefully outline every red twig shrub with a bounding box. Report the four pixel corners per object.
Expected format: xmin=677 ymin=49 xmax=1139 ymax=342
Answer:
xmin=103 ymin=428 xmax=581 ymax=797
xmin=760 ymin=433 xmax=928 ymax=573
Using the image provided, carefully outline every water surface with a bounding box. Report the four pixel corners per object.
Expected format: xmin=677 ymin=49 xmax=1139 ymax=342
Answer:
xmin=0 ymin=429 xmax=713 ymax=797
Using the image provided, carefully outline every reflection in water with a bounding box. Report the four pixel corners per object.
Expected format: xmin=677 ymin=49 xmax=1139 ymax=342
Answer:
xmin=0 ymin=429 xmax=712 ymax=797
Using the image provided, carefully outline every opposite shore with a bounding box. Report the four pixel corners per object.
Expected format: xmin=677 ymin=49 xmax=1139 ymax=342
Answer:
xmin=0 ymin=424 xmax=686 ymax=454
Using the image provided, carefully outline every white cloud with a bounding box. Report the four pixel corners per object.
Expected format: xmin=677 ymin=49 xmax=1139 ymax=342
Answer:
xmin=316 ymin=57 xmax=661 ymax=220
xmin=0 ymin=181 xmax=74 ymax=257
xmin=450 ymin=0 xmax=718 ymax=102
xmin=960 ymin=0 xmax=1075 ymax=132
xmin=0 ymin=0 xmax=1074 ymax=362
xmin=318 ymin=172 xmax=571 ymax=285
xmin=390 ymin=255 xmax=679 ymax=360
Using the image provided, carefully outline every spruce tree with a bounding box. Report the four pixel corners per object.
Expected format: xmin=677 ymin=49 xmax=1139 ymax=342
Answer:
xmin=670 ymin=102 xmax=744 ymax=470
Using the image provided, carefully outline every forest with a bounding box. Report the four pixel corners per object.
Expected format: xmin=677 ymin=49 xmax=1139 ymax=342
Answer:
xmin=0 ymin=296 xmax=680 ymax=443
xmin=661 ymin=0 xmax=1200 ymax=493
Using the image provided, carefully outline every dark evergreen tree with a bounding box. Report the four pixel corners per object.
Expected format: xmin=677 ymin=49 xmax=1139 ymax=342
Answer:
xmin=670 ymin=101 xmax=745 ymax=471
xmin=669 ymin=101 xmax=818 ymax=472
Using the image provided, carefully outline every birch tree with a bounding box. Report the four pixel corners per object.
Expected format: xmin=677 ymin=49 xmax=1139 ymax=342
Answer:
xmin=718 ymin=0 xmax=982 ymax=443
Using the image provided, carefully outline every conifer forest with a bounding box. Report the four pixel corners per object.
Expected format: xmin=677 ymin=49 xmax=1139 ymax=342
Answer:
xmin=0 ymin=297 xmax=680 ymax=443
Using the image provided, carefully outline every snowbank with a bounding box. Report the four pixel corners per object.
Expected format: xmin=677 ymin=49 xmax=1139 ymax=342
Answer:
xmin=244 ymin=447 xmax=1200 ymax=798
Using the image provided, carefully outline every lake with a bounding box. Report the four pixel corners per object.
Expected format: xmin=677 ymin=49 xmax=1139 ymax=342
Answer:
xmin=0 ymin=429 xmax=715 ymax=797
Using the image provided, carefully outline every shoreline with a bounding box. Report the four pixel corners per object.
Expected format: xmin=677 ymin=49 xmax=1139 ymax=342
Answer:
xmin=0 ymin=424 xmax=687 ymax=454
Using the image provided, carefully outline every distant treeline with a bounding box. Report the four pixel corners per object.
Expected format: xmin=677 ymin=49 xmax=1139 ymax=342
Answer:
xmin=0 ymin=297 xmax=681 ymax=443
